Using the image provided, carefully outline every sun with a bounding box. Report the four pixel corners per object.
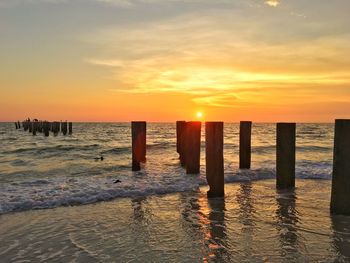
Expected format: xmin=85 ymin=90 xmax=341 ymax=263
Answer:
xmin=196 ymin=111 xmax=203 ymax=119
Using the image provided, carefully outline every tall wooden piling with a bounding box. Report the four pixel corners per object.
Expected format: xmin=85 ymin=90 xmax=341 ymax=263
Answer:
xmin=240 ymin=121 xmax=252 ymax=169
xmin=132 ymin=121 xmax=147 ymax=171
xmin=206 ymin=122 xmax=224 ymax=198
xmin=28 ymin=122 xmax=33 ymax=133
xmin=276 ymin=123 xmax=296 ymax=189
xmin=69 ymin=122 xmax=72 ymax=135
xmin=185 ymin=121 xmax=201 ymax=174
xmin=17 ymin=121 xmax=21 ymax=129
xmin=32 ymin=122 xmax=37 ymax=136
xmin=176 ymin=121 xmax=186 ymax=166
xmin=15 ymin=122 xmax=18 ymax=129
xmin=331 ymin=119 xmax=350 ymax=215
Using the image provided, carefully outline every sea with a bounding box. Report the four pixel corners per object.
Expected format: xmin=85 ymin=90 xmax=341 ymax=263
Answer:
xmin=0 ymin=122 xmax=333 ymax=215
xmin=3 ymin=122 xmax=350 ymax=262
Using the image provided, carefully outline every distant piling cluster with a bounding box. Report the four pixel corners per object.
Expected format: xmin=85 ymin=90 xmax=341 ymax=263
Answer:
xmin=130 ymin=118 xmax=350 ymax=215
xmin=15 ymin=119 xmax=72 ymax=136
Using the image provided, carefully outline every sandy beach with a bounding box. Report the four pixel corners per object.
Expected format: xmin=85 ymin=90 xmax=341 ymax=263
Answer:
xmin=1 ymin=179 xmax=349 ymax=262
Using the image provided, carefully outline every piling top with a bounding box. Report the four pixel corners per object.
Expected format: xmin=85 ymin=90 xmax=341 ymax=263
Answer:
xmin=335 ymin=119 xmax=350 ymax=123
xmin=240 ymin=121 xmax=252 ymax=123
xmin=131 ymin=121 xmax=146 ymax=124
xmin=277 ymin=122 xmax=296 ymax=126
xmin=205 ymin=121 xmax=224 ymax=124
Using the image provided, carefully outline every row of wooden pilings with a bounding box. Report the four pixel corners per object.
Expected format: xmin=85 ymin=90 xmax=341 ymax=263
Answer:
xmin=132 ymin=120 xmax=350 ymax=215
xmin=15 ymin=119 xmax=72 ymax=136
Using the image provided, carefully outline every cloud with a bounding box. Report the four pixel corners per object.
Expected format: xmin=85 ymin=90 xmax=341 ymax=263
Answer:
xmin=265 ymin=0 xmax=279 ymax=7
xmin=80 ymin=1 xmax=350 ymax=108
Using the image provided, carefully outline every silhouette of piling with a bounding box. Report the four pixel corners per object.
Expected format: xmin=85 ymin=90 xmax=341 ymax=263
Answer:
xmin=176 ymin=121 xmax=187 ymax=166
xmin=29 ymin=122 xmax=33 ymax=133
xmin=132 ymin=121 xmax=147 ymax=171
xmin=240 ymin=121 xmax=252 ymax=169
xmin=15 ymin=122 xmax=18 ymax=129
xmin=276 ymin=123 xmax=296 ymax=189
xmin=62 ymin=121 xmax=68 ymax=135
xmin=69 ymin=122 xmax=72 ymax=135
xmin=185 ymin=121 xmax=201 ymax=174
xmin=331 ymin=119 xmax=350 ymax=215
xmin=17 ymin=121 xmax=21 ymax=129
xmin=53 ymin=122 xmax=59 ymax=136
xmin=32 ymin=122 xmax=37 ymax=136
xmin=43 ymin=121 xmax=50 ymax=137
xmin=206 ymin=122 xmax=224 ymax=198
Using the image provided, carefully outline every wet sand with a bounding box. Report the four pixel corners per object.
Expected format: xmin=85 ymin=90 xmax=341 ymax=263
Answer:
xmin=1 ymin=179 xmax=350 ymax=262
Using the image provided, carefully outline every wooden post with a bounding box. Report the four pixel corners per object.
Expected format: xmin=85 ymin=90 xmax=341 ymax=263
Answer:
xmin=206 ymin=122 xmax=224 ymax=198
xmin=176 ymin=121 xmax=186 ymax=166
xmin=44 ymin=121 xmax=50 ymax=137
xmin=331 ymin=119 xmax=350 ymax=215
xmin=15 ymin=122 xmax=18 ymax=129
xmin=69 ymin=122 xmax=72 ymax=135
xmin=17 ymin=121 xmax=21 ymax=129
xmin=239 ymin=121 xmax=252 ymax=169
xmin=28 ymin=122 xmax=32 ymax=133
xmin=62 ymin=121 xmax=68 ymax=135
xmin=276 ymin=123 xmax=296 ymax=189
xmin=185 ymin=121 xmax=201 ymax=174
xmin=32 ymin=122 xmax=37 ymax=136
xmin=132 ymin=121 xmax=146 ymax=171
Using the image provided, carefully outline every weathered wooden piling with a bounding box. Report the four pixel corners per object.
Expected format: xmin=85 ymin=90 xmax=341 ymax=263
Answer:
xmin=15 ymin=122 xmax=18 ymax=129
xmin=276 ymin=123 xmax=296 ymax=189
xmin=69 ymin=122 xmax=72 ymax=135
xmin=132 ymin=121 xmax=147 ymax=171
xmin=43 ymin=121 xmax=50 ymax=137
xmin=32 ymin=122 xmax=37 ymax=136
xmin=29 ymin=122 xmax=33 ymax=133
xmin=62 ymin=121 xmax=68 ymax=135
xmin=240 ymin=121 xmax=252 ymax=169
xmin=176 ymin=121 xmax=187 ymax=166
xmin=331 ymin=119 xmax=350 ymax=215
xmin=17 ymin=121 xmax=21 ymax=129
xmin=206 ymin=122 xmax=224 ymax=198
xmin=185 ymin=121 xmax=201 ymax=174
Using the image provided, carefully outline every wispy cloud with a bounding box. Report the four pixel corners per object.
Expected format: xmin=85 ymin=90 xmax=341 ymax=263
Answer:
xmin=83 ymin=6 xmax=350 ymax=108
xmin=265 ymin=0 xmax=279 ymax=7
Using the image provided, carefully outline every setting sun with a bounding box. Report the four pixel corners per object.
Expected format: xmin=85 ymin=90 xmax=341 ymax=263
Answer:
xmin=196 ymin=112 xmax=203 ymax=119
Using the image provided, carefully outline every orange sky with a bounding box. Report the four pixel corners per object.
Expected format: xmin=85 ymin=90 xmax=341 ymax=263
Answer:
xmin=1 ymin=0 xmax=349 ymax=122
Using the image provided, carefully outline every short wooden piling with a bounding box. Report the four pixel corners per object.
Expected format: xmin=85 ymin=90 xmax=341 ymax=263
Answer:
xmin=43 ymin=121 xmax=50 ymax=137
xmin=331 ymin=119 xmax=350 ymax=215
xmin=28 ymin=122 xmax=32 ymax=133
xmin=206 ymin=122 xmax=224 ymax=198
xmin=132 ymin=121 xmax=147 ymax=171
xmin=185 ymin=121 xmax=201 ymax=174
xmin=240 ymin=121 xmax=252 ymax=169
xmin=176 ymin=121 xmax=186 ymax=166
xmin=276 ymin=123 xmax=296 ymax=189
xmin=17 ymin=121 xmax=21 ymax=129
xmin=62 ymin=121 xmax=68 ymax=135
xmin=32 ymin=122 xmax=37 ymax=136
xmin=15 ymin=122 xmax=18 ymax=129
xmin=69 ymin=122 xmax=72 ymax=135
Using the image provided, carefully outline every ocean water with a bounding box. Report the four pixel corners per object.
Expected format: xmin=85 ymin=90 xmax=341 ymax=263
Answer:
xmin=0 ymin=122 xmax=334 ymax=214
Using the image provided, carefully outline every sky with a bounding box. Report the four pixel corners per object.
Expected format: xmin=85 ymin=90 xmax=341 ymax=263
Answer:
xmin=1 ymin=0 xmax=350 ymax=122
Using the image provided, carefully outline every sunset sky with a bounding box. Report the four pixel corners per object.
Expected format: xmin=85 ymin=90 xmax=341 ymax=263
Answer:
xmin=1 ymin=0 xmax=349 ymax=122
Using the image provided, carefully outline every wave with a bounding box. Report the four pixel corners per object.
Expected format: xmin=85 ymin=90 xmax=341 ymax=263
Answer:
xmin=0 ymin=167 xmax=332 ymax=215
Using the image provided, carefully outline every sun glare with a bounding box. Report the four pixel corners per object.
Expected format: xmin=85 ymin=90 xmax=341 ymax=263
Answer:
xmin=196 ymin=112 xmax=203 ymax=119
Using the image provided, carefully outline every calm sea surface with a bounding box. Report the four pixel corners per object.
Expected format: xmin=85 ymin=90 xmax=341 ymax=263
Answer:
xmin=3 ymin=122 xmax=350 ymax=262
